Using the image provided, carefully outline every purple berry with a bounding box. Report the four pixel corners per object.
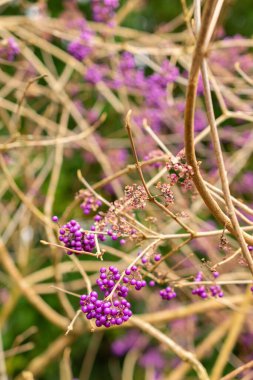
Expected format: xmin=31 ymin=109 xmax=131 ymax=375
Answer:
xmin=213 ymin=271 xmax=219 ymax=279
xmin=154 ymin=254 xmax=161 ymax=262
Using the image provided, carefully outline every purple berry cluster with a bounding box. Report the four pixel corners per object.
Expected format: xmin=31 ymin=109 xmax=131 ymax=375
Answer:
xmin=80 ymin=265 xmax=147 ymax=328
xmin=57 ymin=219 xmax=96 ymax=254
xmin=96 ymin=266 xmax=146 ymax=297
xmin=56 ymin=212 xmax=130 ymax=252
xmin=192 ymin=272 xmax=208 ymax=299
xmin=80 ymin=291 xmax=132 ymax=328
xmin=160 ymin=286 xmax=177 ymax=301
xmin=123 ymin=267 xmax=147 ymax=291
xmin=191 ymin=285 xmax=208 ymax=299
xmin=192 ymin=271 xmax=223 ymax=299
xmin=96 ymin=266 xmax=122 ymax=296
xmin=209 ymin=284 xmax=224 ymax=298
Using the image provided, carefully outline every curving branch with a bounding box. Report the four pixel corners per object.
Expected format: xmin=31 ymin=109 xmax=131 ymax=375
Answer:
xmin=184 ymin=0 xmax=253 ymax=262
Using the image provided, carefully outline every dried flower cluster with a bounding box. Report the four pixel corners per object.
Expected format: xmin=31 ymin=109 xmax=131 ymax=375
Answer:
xmin=124 ymin=184 xmax=149 ymax=210
xmin=166 ymin=153 xmax=195 ymax=191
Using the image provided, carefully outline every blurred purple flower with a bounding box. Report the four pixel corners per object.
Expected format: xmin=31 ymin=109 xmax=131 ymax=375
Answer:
xmin=0 ymin=288 xmax=9 ymax=303
xmin=0 ymin=37 xmax=20 ymax=61
xmin=108 ymin=148 xmax=128 ymax=169
xmin=176 ymin=102 xmax=206 ymax=131
xmin=119 ymin=52 xmax=136 ymax=71
xmin=194 ymin=109 xmax=207 ymax=131
xmin=85 ymin=64 xmax=108 ymax=84
xmin=67 ymin=39 xmax=92 ymax=61
xmin=160 ymin=59 xmax=179 ymax=84
xmin=197 ymin=74 xmax=204 ymax=95
xmin=234 ymin=172 xmax=253 ymax=195
xmin=111 ymin=330 xmax=147 ymax=356
xmin=139 ymin=347 xmax=166 ymax=379
xmin=67 ymin=23 xmax=93 ymax=61
xmin=91 ymin=0 xmax=119 ymax=24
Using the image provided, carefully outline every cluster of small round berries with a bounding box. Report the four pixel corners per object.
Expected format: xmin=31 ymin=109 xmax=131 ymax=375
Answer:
xmin=192 ymin=285 xmax=208 ymax=299
xmin=96 ymin=266 xmax=146 ymax=297
xmin=53 ymin=215 xmax=128 ymax=255
xmin=192 ymin=272 xmax=207 ymax=298
xmin=160 ymin=286 xmax=177 ymax=301
xmin=123 ymin=267 xmax=147 ymax=291
xmin=80 ymin=265 xmax=147 ymax=328
xmin=80 ymin=291 xmax=132 ymax=328
xmin=192 ymin=271 xmax=223 ymax=299
xmin=96 ymin=266 xmax=124 ymax=297
xmin=57 ymin=219 xmax=96 ymax=254
xmin=209 ymin=284 xmax=224 ymax=298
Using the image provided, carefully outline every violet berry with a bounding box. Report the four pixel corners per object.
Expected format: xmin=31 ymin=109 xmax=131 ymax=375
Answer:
xmin=154 ymin=254 xmax=161 ymax=262
xmin=212 ymin=271 xmax=219 ymax=279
